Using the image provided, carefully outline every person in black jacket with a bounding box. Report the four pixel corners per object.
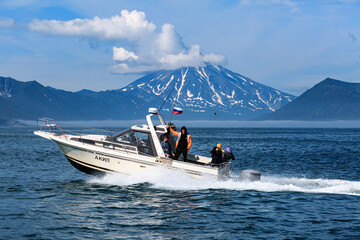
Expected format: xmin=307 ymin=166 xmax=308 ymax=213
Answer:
xmin=223 ymin=146 xmax=235 ymax=162
xmin=207 ymin=146 xmax=223 ymax=165
xmin=168 ymin=125 xmax=192 ymax=162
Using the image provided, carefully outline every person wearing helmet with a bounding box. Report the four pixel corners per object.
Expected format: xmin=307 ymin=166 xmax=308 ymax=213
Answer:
xmin=208 ymin=145 xmax=222 ymax=165
xmin=217 ymin=143 xmax=224 ymax=153
xmin=223 ymin=146 xmax=235 ymax=163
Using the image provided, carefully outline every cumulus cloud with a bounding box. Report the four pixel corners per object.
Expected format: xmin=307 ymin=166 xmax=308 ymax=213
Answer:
xmin=156 ymin=24 xmax=185 ymax=54
xmin=29 ymin=10 xmax=156 ymax=41
xmin=202 ymin=53 xmax=226 ymax=65
xmin=0 ymin=17 xmax=14 ymax=27
xmin=28 ymin=10 xmax=225 ymax=74
xmin=159 ymin=45 xmax=205 ymax=69
xmin=113 ymin=47 xmax=138 ymax=61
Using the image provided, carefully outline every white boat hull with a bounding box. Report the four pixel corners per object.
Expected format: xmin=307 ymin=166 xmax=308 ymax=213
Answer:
xmin=33 ymin=114 xmax=240 ymax=181
xmin=51 ymin=136 xmax=230 ymax=180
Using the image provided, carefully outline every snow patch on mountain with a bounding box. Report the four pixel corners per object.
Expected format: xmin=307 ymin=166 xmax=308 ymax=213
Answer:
xmin=120 ymin=63 xmax=295 ymax=119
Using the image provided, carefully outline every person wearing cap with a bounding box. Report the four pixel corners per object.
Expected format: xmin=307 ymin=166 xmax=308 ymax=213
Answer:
xmin=168 ymin=125 xmax=192 ymax=162
xmin=223 ymin=146 xmax=235 ymax=162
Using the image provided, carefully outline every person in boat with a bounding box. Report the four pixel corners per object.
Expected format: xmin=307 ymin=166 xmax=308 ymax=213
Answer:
xmin=207 ymin=145 xmax=223 ymax=165
xmin=129 ymin=132 xmax=137 ymax=144
xmin=168 ymin=125 xmax=192 ymax=162
xmin=223 ymin=146 xmax=235 ymax=162
xmin=161 ymin=134 xmax=174 ymax=158
xmin=217 ymin=143 xmax=224 ymax=153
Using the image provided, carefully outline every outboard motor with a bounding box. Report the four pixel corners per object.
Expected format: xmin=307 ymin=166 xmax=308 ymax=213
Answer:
xmin=238 ymin=169 xmax=261 ymax=181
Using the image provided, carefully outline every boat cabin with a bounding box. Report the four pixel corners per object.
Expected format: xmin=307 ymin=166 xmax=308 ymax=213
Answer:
xmin=105 ymin=111 xmax=168 ymax=158
xmin=68 ymin=109 xmax=212 ymax=165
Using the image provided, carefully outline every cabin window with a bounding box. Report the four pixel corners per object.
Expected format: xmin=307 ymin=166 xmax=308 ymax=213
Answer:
xmin=115 ymin=131 xmax=153 ymax=156
xmin=135 ymin=132 xmax=150 ymax=147
xmin=116 ymin=131 xmax=137 ymax=145
xmin=135 ymin=132 xmax=153 ymax=156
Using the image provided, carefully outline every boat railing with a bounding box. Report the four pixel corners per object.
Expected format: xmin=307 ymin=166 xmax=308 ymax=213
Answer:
xmin=36 ymin=118 xmax=138 ymax=154
xmin=36 ymin=118 xmax=117 ymax=140
xmin=36 ymin=118 xmax=65 ymax=135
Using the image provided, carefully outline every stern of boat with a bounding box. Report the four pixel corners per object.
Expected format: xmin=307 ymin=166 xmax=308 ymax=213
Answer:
xmin=218 ymin=161 xmax=232 ymax=180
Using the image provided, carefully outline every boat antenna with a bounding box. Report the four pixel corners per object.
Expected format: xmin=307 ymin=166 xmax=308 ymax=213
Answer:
xmin=169 ymin=103 xmax=175 ymax=125
xmin=158 ymin=87 xmax=176 ymax=112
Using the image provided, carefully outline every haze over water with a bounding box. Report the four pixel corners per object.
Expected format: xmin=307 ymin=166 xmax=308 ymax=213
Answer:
xmin=1 ymin=127 xmax=360 ymax=239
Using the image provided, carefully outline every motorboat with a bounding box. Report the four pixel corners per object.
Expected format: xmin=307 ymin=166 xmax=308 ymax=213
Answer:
xmin=34 ymin=109 xmax=260 ymax=181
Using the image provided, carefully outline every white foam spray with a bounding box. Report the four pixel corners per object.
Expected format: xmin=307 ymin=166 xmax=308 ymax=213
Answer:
xmin=87 ymin=167 xmax=360 ymax=196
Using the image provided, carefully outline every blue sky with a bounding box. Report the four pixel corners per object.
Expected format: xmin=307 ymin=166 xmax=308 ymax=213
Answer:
xmin=0 ymin=0 xmax=359 ymax=95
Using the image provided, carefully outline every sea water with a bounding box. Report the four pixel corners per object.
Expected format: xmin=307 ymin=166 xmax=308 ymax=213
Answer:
xmin=1 ymin=127 xmax=360 ymax=239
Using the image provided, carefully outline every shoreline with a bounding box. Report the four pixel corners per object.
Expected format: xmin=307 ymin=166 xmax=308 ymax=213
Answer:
xmin=9 ymin=119 xmax=360 ymax=128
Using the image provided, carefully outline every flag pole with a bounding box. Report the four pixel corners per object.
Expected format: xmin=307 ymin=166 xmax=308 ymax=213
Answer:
xmin=168 ymin=103 xmax=175 ymax=125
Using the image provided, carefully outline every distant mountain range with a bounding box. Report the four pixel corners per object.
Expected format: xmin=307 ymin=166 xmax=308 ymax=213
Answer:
xmin=259 ymin=78 xmax=360 ymax=120
xmin=0 ymin=77 xmax=137 ymax=121
xmin=0 ymin=64 xmax=295 ymax=124
xmin=2 ymin=69 xmax=360 ymax=125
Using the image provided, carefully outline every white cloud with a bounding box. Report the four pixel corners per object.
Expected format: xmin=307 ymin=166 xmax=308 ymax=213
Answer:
xmin=29 ymin=10 xmax=156 ymax=41
xmin=28 ymin=9 xmax=225 ymax=74
xmin=156 ymin=23 xmax=184 ymax=54
xmin=159 ymin=45 xmax=205 ymax=69
xmin=113 ymin=47 xmax=138 ymax=61
xmin=109 ymin=45 xmax=225 ymax=74
xmin=0 ymin=17 xmax=14 ymax=27
xmin=202 ymin=53 xmax=226 ymax=65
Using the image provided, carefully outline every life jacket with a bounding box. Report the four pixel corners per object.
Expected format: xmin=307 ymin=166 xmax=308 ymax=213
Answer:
xmin=170 ymin=127 xmax=192 ymax=150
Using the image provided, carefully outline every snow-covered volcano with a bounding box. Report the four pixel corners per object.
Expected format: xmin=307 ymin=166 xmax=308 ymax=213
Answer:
xmin=119 ymin=64 xmax=295 ymax=119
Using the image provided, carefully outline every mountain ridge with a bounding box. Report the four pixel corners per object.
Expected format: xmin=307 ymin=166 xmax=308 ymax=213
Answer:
xmin=258 ymin=78 xmax=360 ymax=120
xmin=0 ymin=64 xmax=295 ymax=123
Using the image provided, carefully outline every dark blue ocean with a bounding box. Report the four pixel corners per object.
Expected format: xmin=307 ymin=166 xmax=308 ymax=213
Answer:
xmin=1 ymin=127 xmax=360 ymax=239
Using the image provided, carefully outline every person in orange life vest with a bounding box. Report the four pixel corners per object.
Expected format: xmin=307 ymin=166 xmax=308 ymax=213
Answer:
xmin=167 ymin=125 xmax=192 ymax=162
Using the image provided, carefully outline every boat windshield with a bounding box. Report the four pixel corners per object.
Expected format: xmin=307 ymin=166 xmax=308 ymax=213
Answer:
xmin=116 ymin=131 xmax=137 ymax=144
xmin=115 ymin=130 xmax=153 ymax=155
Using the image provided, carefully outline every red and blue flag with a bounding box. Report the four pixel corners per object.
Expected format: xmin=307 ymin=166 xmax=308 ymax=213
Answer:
xmin=172 ymin=107 xmax=183 ymax=115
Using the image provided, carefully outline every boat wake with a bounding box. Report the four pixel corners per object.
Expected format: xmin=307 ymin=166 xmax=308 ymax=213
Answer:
xmin=87 ymin=168 xmax=360 ymax=196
